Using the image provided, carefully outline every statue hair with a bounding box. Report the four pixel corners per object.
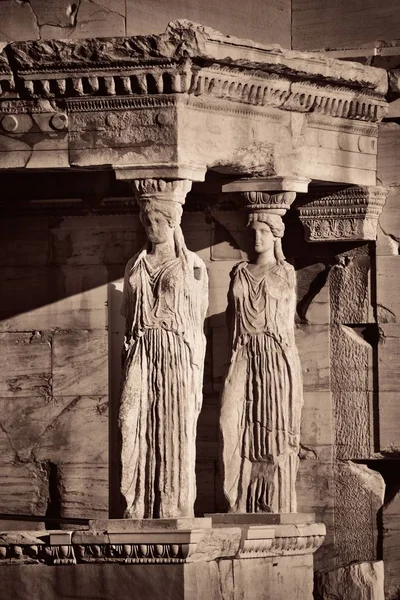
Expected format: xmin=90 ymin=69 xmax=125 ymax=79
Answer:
xmin=247 ymin=211 xmax=286 ymax=263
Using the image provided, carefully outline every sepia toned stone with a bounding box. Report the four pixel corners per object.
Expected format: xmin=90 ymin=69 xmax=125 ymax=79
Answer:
xmin=52 ymin=330 xmax=108 ymax=396
xmin=334 ymin=462 xmax=384 ymax=565
xmin=295 ymin=325 xmax=330 ymax=391
xmin=378 ymin=323 xmax=400 ymax=392
xmin=297 ymin=187 xmax=387 ymax=242
xmin=376 ymin=256 xmax=400 ymax=322
xmin=317 ymin=561 xmax=384 ymax=600
xmin=0 ymin=17 xmax=396 ymax=598
xmin=0 ymin=396 xmax=77 ymax=462
xmin=0 ymin=266 xmax=108 ymax=332
xmin=0 ymin=332 xmax=51 ymax=398
xmin=329 ymin=245 xmax=372 ymax=323
xmin=297 ymin=461 xmax=334 ymax=516
xmin=296 ymin=263 xmax=330 ymax=325
xmin=220 ymin=206 xmax=303 ymax=514
xmin=378 ymin=123 xmax=400 ymax=186
xmin=125 ymin=0 xmax=292 ymax=47
xmin=34 ymin=396 xmax=108 ymax=465
xmin=0 ymin=462 xmax=48 ymax=516
xmin=383 ymin=491 xmax=400 ymax=600
xmin=378 ymin=392 xmax=400 ymax=453
xmin=300 ymin=391 xmax=333 ymax=461
xmin=118 ymin=178 xmax=208 ymax=519
xmin=49 ymin=215 xmax=145 ymax=266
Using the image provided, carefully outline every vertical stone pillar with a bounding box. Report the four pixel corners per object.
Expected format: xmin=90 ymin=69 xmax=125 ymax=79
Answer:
xmin=219 ymin=177 xmax=308 ymax=514
xmin=118 ymin=178 xmax=209 ymax=519
xmin=296 ymin=185 xmax=388 ymax=568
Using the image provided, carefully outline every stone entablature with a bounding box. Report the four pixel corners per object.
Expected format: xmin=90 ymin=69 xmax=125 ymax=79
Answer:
xmin=0 ymin=20 xmax=389 ymax=187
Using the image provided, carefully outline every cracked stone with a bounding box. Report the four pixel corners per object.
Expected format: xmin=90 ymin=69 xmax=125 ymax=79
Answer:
xmin=317 ymin=561 xmax=384 ymax=600
xmin=0 ymin=332 xmax=51 ymax=398
xmin=0 ymin=1 xmax=39 ymax=42
xmin=335 ymin=462 xmax=385 ymax=564
xmin=0 ymin=396 xmax=74 ymax=461
xmin=40 ymin=0 xmax=126 ymax=39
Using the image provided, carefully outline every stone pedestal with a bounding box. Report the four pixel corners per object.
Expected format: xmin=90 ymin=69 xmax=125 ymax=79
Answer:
xmin=0 ymin=516 xmax=325 ymax=600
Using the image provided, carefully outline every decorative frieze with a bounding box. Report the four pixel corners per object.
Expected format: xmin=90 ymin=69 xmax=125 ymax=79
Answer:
xmin=297 ymin=186 xmax=388 ymax=242
xmin=0 ymin=22 xmax=388 ymax=188
xmin=239 ymin=523 xmax=326 ymax=559
xmin=0 ymin=521 xmax=325 ymax=565
xmin=0 ymin=21 xmax=387 ymax=124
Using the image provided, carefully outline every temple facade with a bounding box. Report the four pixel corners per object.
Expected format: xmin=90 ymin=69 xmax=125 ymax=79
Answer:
xmin=0 ymin=9 xmax=399 ymax=600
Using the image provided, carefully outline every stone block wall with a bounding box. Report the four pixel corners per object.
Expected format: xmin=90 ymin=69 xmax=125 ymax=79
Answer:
xmin=0 ymin=171 xmax=393 ymax=578
xmin=0 ymin=0 xmax=291 ymax=47
xmin=292 ymin=0 xmax=400 ymax=51
xmin=376 ymin=122 xmax=400 ymax=600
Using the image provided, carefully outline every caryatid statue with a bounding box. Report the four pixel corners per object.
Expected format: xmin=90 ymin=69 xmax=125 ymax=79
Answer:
xmin=118 ymin=179 xmax=208 ymax=519
xmin=220 ymin=191 xmax=303 ymax=514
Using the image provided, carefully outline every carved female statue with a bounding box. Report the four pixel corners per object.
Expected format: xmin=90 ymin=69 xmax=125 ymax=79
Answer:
xmin=220 ymin=211 xmax=303 ymax=513
xmin=119 ymin=181 xmax=208 ymax=519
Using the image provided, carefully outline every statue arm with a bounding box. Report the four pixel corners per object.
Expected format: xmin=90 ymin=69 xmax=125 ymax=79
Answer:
xmin=282 ymin=263 xmax=297 ymax=346
xmin=226 ymin=263 xmax=243 ymax=355
xmin=120 ymin=256 xmax=137 ymax=364
xmin=191 ymin=253 xmax=209 ymax=321
xmin=199 ymin=261 xmax=209 ymax=322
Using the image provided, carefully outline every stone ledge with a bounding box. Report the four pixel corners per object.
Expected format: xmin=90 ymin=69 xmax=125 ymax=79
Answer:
xmin=0 ymin=518 xmax=325 ymax=565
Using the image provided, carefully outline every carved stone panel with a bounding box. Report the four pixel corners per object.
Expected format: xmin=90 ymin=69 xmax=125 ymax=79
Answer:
xmin=297 ymin=186 xmax=387 ymax=242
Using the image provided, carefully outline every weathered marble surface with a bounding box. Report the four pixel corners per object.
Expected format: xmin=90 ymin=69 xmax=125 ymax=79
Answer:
xmin=0 ymin=518 xmax=324 ymax=600
xmin=334 ymin=462 xmax=384 ymax=565
xmin=316 ymin=561 xmax=384 ymax=600
xmin=383 ymin=490 xmax=400 ymax=600
xmin=220 ymin=195 xmax=303 ymax=514
xmin=0 ymin=21 xmax=388 ymax=188
xmin=118 ymin=179 xmax=208 ymax=518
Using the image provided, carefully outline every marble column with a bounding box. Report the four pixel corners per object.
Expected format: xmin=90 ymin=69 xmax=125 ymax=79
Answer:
xmin=219 ymin=178 xmax=307 ymax=514
xmin=118 ymin=178 xmax=209 ymax=519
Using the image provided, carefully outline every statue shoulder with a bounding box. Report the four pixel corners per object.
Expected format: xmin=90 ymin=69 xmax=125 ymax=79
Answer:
xmin=124 ymin=249 xmax=146 ymax=276
xmin=279 ymin=261 xmax=296 ymax=287
xmin=230 ymin=261 xmax=247 ymax=279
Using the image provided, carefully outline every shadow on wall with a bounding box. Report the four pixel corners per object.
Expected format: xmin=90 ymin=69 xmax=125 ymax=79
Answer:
xmin=0 ymin=169 xmax=365 ymax=523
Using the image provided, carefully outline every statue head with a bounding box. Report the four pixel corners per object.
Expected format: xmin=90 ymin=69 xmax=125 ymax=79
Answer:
xmin=247 ymin=212 xmax=285 ymax=262
xmin=139 ymin=200 xmax=183 ymax=245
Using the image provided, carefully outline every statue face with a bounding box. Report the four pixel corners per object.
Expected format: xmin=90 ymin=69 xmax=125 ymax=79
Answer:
xmin=141 ymin=210 xmax=172 ymax=244
xmin=248 ymin=221 xmax=275 ymax=254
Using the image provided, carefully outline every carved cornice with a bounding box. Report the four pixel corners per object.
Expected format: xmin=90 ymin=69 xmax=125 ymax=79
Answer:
xmin=0 ymin=21 xmax=388 ymax=124
xmin=297 ymin=186 xmax=388 ymax=242
xmin=191 ymin=68 xmax=387 ymax=122
xmin=239 ymin=524 xmax=326 ymax=559
xmin=0 ymin=530 xmax=203 ymax=565
xmin=0 ymin=521 xmax=326 ymax=565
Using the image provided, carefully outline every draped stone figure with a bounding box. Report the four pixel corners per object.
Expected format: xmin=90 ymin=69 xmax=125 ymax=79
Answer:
xmin=220 ymin=208 xmax=303 ymax=514
xmin=118 ymin=179 xmax=208 ymax=519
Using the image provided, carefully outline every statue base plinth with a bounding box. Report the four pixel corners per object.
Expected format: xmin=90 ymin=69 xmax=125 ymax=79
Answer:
xmin=208 ymin=512 xmax=315 ymax=525
xmin=0 ymin=516 xmax=325 ymax=599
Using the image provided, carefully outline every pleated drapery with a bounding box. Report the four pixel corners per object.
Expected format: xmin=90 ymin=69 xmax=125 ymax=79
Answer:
xmin=119 ymin=249 xmax=207 ymax=519
xmin=220 ymin=261 xmax=303 ymax=514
